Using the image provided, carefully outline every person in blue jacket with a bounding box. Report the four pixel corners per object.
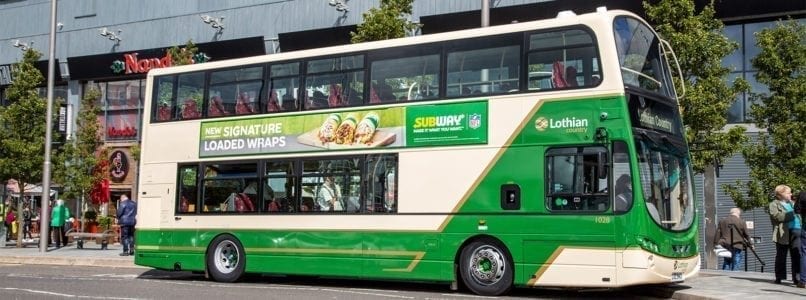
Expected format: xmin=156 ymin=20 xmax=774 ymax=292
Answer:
xmin=116 ymin=194 xmax=137 ymax=256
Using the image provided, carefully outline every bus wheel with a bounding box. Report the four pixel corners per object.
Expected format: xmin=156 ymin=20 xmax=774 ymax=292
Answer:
xmin=459 ymin=239 xmax=513 ymax=296
xmin=206 ymin=234 xmax=245 ymax=282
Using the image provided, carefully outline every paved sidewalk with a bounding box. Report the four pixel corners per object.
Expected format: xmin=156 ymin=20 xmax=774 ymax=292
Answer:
xmin=2 ymin=239 xmax=806 ymax=299
xmin=655 ymin=269 xmax=806 ymax=299
xmin=0 ymin=238 xmax=137 ymax=268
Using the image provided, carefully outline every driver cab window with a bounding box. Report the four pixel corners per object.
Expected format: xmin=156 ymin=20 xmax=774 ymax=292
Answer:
xmin=546 ymin=146 xmax=609 ymax=212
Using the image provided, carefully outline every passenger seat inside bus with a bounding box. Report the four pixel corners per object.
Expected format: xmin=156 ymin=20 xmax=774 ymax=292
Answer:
xmin=208 ymin=96 xmax=228 ymax=116
xmin=281 ymin=94 xmax=297 ymax=111
xmin=551 ymin=61 xmax=568 ymax=88
xmin=565 ymin=66 xmax=579 ymax=87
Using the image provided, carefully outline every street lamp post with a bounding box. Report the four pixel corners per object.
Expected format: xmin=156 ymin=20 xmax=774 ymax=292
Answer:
xmin=39 ymin=0 xmax=57 ymax=252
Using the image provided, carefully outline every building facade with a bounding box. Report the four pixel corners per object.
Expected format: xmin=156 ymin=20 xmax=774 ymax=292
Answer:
xmin=0 ymin=0 xmax=803 ymax=270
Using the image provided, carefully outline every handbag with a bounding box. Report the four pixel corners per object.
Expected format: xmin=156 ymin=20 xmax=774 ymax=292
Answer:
xmin=714 ymin=245 xmax=732 ymax=258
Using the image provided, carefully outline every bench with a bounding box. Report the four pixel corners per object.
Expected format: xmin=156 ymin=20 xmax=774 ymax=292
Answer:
xmin=65 ymin=228 xmax=116 ymax=250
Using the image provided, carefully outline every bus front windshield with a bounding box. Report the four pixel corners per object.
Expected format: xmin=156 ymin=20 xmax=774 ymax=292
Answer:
xmin=613 ymin=16 xmax=675 ymax=98
xmin=635 ymin=135 xmax=695 ymax=231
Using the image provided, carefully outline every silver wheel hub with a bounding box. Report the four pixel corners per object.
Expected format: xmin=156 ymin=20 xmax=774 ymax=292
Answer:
xmin=213 ymin=240 xmax=239 ymax=274
xmin=468 ymin=245 xmax=506 ymax=285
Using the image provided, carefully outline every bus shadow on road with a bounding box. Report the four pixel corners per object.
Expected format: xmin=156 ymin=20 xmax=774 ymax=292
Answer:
xmin=138 ymin=269 xmax=684 ymax=298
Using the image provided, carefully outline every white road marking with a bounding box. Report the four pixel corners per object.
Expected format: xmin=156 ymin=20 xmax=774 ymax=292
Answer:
xmin=321 ymin=288 xmax=415 ymax=298
xmin=0 ymin=287 xmax=140 ymax=299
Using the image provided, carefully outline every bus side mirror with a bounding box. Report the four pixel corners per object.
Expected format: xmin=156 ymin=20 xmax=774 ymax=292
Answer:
xmin=598 ymin=151 xmax=609 ymax=179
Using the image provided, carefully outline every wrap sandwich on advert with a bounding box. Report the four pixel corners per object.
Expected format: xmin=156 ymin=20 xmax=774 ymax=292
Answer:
xmin=354 ymin=112 xmax=379 ymax=144
xmin=334 ymin=113 xmax=358 ymax=144
xmin=318 ymin=113 xmax=341 ymax=143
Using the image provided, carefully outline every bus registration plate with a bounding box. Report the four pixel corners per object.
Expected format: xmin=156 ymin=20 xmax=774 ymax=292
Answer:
xmin=671 ymin=272 xmax=683 ymax=282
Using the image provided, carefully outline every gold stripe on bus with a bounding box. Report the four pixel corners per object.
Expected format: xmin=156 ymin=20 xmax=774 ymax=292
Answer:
xmin=381 ymin=252 xmax=426 ymax=272
xmin=136 ymin=245 xmax=205 ymax=252
xmin=526 ymin=246 xmax=565 ymax=286
xmin=436 ymin=92 xmax=623 ymax=232
xmin=247 ymin=247 xmax=426 ymax=272
xmin=525 ymin=245 xmax=616 ymax=286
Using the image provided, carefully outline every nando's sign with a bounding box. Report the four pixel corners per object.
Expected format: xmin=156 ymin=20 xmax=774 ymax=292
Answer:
xmin=67 ymin=37 xmax=265 ymax=80
xmin=110 ymin=51 xmax=210 ymax=74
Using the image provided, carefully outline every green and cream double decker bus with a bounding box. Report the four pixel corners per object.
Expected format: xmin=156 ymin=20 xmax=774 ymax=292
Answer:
xmin=135 ymin=8 xmax=698 ymax=296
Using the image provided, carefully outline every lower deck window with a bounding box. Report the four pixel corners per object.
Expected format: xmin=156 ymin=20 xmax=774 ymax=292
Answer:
xmin=177 ymin=154 xmax=397 ymax=214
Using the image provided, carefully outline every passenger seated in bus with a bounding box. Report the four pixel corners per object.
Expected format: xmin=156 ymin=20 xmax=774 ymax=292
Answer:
xmin=316 ymin=176 xmax=343 ymax=211
xmin=266 ymin=90 xmax=281 ymax=112
xmin=208 ymin=96 xmax=228 ymax=117
xmin=181 ymin=98 xmax=201 ymax=119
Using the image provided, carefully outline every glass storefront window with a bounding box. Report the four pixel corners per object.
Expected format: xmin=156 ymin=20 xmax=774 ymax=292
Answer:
xmin=84 ymin=80 xmax=144 ymax=141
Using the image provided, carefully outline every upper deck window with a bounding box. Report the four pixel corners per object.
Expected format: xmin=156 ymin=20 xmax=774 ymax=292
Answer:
xmin=528 ymin=28 xmax=601 ymax=90
xmin=209 ymin=66 xmax=263 ymax=117
xmin=446 ymin=34 xmax=521 ymax=97
xmin=305 ymin=55 xmax=365 ymax=109
xmin=613 ymin=16 xmax=674 ymax=98
xmin=369 ymin=46 xmax=440 ymax=102
xmin=269 ymin=62 xmax=302 ymax=112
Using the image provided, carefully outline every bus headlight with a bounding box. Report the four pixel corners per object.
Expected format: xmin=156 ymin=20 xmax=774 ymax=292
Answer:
xmin=637 ymin=236 xmax=659 ymax=253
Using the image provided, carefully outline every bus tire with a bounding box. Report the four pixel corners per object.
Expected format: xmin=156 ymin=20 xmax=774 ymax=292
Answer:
xmin=459 ymin=239 xmax=513 ymax=296
xmin=206 ymin=234 xmax=245 ymax=282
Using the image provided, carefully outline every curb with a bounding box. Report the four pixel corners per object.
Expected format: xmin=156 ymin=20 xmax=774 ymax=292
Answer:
xmin=0 ymin=255 xmax=143 ymax=269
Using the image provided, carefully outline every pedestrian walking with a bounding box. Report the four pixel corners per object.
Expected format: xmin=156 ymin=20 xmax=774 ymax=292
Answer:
xmin=50 ymin=199 xmax=70 ymax=248
xmin=716 ymin=207 xmax=751 ymax=271
xmin=22 ymin=206 xmax=33 ymax=242
xmin=116 ymin=194 xmax=137 ymax=256
xmin=770 ymin=184 xmax=802 ymax=286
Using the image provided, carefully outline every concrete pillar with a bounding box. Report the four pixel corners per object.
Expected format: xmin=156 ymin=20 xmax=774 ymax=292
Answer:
xmin=703 ymin=165 xmax=718 ymax=269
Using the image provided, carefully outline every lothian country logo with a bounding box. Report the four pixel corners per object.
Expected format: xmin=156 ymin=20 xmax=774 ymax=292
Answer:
xmin=535 ymin=117 xmax=549 ymax=131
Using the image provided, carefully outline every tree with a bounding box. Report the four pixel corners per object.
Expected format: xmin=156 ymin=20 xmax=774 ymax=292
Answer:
xmin=53 ymin=87 xmax=104 ymax=215
xmin=643 ymin=0 xmax=750 ymax=173
xmin=350 ymin=0 xmax=420 ymax=43
xmin=0 ymin=48 xmax=62 ymax=247
xmin=167 ymin=39 xmax=201 ymax=66
xmin=724 ymin=20 xmax=806 ymax=210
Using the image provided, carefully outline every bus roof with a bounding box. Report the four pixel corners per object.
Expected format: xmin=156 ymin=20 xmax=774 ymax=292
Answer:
xmin=147 ymin=8 xmax=643 ymax=77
